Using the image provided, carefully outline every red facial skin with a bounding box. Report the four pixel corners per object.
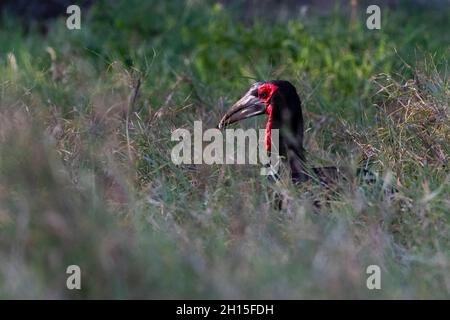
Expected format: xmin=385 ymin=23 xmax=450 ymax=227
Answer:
xmin=257 ymin=83 xmax=279 ymax=153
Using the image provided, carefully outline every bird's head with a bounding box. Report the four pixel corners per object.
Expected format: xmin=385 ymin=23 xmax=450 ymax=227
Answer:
xmin=218 ymin=80 xmax=304 ymax=155
xmin=218 ymin=80 xmax=306 ymax=182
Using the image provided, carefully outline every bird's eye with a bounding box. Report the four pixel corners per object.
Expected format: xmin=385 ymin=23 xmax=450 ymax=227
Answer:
xmin=259 ymin=91 xmax=267 ymax=99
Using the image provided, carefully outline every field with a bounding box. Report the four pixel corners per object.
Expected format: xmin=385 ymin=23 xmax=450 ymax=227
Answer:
xmin=0 ymin=0 xmax=449 ymax=299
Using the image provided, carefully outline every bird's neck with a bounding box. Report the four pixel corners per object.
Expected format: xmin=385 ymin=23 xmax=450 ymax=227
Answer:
xmin=265 ymin=100 xmax=307 ymax=183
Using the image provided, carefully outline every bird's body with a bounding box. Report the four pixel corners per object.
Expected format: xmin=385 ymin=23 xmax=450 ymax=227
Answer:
xmin=218 ymin=80 xmax=383 ymax=199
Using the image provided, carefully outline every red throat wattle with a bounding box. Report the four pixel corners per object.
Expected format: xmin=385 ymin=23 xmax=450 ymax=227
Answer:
xmin=258 ymin=83 xmax=278 ymax=154
xmin=265 ymin=104 xmax=273 ymax=153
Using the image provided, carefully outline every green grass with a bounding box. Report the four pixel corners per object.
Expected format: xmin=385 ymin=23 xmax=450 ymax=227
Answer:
xmin=0 ymin=0 xmax=449 ymax=298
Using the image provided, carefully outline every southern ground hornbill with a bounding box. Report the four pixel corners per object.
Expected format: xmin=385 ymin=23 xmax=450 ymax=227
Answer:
xmin=218 ymin=80 xmax=377 ymax=191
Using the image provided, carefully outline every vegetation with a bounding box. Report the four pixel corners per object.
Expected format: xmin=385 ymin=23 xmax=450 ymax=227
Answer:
xmin=0 ymin=0 xmax=448 ymax=298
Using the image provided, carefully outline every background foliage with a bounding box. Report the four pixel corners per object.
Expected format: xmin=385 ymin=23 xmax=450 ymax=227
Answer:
xmin=0 ymin=0 xmax=449 ymax=298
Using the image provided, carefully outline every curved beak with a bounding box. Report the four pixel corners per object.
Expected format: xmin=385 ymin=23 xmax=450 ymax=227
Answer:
xmin=218 ymin=92 xmax=266 ymax=129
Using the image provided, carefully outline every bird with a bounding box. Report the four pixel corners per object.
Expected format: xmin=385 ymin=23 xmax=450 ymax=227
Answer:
xmin=217 ymin=80 xmax=381 ymax=201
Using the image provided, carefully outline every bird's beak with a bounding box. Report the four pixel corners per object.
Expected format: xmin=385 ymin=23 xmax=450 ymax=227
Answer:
xmin=218 ymin=92 xmax=266 ymax=129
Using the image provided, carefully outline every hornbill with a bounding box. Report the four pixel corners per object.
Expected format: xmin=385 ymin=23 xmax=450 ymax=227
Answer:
xmin=218 ymin=80 xmax=375 ymax=188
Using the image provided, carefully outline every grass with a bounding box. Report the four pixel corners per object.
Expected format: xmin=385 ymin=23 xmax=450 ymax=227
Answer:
xmin=0 ymin=0 xmax=449 ymax=299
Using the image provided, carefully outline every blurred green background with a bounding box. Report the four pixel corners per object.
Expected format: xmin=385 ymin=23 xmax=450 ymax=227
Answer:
xmin=0 ymin=0 xmax=449 ymax=299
